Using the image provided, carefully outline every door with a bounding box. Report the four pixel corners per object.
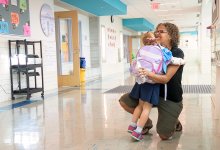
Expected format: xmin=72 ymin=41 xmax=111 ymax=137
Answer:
xmin=55 ymin=11 xmax=80 ymax=87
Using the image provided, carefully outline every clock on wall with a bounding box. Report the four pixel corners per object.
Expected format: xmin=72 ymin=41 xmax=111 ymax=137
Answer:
xmin=40 ymin=4 xmax=55 ymax=37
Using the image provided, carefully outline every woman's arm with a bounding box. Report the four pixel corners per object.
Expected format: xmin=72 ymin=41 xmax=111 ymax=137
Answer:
xmin=141 ymin=65 xmax=180 ymax=84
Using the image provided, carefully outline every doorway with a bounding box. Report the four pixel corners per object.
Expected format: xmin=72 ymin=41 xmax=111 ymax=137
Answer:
xmin=55 ymin=11 xmax=80 ymax=87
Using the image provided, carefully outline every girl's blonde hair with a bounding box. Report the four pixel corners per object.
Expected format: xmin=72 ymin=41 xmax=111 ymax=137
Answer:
xmin=142 ymin=32 xmax=155 ymax=45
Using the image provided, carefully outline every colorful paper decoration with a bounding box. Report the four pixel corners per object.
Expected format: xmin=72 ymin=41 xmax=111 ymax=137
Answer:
xmin=0 ymin=21 xmax=9 ymax=33
xmin=11 ymin=12 xmax=19 ymax=25
xmin=23 ymin=23 xmax=30 ymax=36
xmin=20 ymin=0 xmax=27 ymax=10
xmin=11 ymin=0 xmax=17 ymax=6
xmin=0 ymin=0 xmax=9 ymax=5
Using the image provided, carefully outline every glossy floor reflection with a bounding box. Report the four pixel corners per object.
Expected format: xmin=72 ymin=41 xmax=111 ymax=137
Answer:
xmin=0 ymin=62 xmax=219 ymax=150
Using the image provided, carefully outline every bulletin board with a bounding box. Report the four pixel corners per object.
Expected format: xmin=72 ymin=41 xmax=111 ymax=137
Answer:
xmin=0 ymin=0 xmax=30 ymax=36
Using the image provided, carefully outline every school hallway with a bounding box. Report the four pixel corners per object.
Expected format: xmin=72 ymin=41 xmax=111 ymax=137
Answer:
xmin=0 ymin=0 xmax=220 ymax=149
xmin=0 ymin=54 xmax=219 ymax=150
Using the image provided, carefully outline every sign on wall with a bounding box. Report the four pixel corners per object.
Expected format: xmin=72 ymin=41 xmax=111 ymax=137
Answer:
xmin=0 ymin=0 xmax=30 ymax=36
xmin=212 ymin=0 xmax=219 ymax=24
xmin=215 ymin=50 xmax=220 ymax=64
xmin=105 ymin=27 xmax=118 ymax=63
xmin=107 ymin=27 xmax=116 ymax=48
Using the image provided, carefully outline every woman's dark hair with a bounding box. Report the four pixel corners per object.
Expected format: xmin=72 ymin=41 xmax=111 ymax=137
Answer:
xmin=156 ymin=22 xmax=180 ymax=47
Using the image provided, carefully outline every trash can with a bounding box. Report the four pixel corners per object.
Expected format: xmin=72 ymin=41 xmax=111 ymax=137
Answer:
xmin=80 ymin=57 xmax=86 ymax=82
xmin=80 ymin=57 xmax=86 ymax=68
xmin=80 ymin=68 xmax=86 ymax=82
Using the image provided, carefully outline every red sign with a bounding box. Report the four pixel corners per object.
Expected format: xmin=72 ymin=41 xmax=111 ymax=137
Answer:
xmin=151 ymin=2 xmax=159 ymax=10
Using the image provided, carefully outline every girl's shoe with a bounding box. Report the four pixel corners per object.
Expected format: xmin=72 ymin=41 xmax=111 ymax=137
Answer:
xmin=127 ymin=125 xmax=136 ymax=133
xmin=131 ymin=130 xmax=143 ymax=141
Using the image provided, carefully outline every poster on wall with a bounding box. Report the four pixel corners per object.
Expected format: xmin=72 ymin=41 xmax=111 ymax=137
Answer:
xmin=0 ymin=0 xmax=30 ymax=36
xmin=107 ymin=27 xmax=116 ymax=48
xmin=106 ymin=27 xmax=118 ymax=63
xmin=212 ymin=0 xmax=219 ymax=24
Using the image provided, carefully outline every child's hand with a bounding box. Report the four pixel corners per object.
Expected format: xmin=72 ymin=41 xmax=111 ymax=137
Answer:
xmin=137 ymin=68 xmax=144 ymax=74
xmin=139 ymin=68 xmax=151 ymax=77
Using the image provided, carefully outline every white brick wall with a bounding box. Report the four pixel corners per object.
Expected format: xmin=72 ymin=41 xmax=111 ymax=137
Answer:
xmin=0 ymin=0 xmax=58 ymax=102
xmin=200 ymin=0 xmax=212 ymax=82
xmin=211 ymin=0 xmax=220 ymax=118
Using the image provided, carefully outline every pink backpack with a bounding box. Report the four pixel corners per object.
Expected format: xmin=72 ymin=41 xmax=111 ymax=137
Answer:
xmin=130 ymin=45 xmax=164 ymax=76
xmin=130 ymin=45 xmax=170 ymax=100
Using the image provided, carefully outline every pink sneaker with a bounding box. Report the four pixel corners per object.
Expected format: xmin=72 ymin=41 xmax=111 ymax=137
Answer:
xmin=127 ymin=125 xmax=136 ymax=133
xmin=131 ymin=130 xmax=143 ymax=141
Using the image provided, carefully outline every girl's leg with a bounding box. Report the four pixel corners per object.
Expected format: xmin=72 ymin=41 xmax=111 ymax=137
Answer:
xmin=128 ymin=99 xmax=143 ymax=133
xmin=131 ymin=99 xmax=144 ymax=124
xmin=131 ymin=100 xmax=152 ymax=141
xmin=137 ymin=101 xmax=153 ymax=128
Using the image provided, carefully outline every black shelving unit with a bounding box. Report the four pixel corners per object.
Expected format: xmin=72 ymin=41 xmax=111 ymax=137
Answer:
xmin=9 ymin=40 xmax=44 ymax=100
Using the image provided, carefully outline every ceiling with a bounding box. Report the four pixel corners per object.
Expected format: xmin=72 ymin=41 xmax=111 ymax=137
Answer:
xmin=60 ymin=0 xmax=127 ymax=16
xmin=55 ymin=0 xmax=202 ymax=32
xmin=119 ymin=0 xmax=201 ymax=31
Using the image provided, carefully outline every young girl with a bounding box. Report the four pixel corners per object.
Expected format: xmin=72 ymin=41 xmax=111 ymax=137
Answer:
xmin=128 ymin=32 xmax=185 ymax=141
xmin=131 ymin=32 xmax=185 ymax=85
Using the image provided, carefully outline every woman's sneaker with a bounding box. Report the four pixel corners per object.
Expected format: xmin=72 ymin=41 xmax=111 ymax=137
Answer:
xmin=142 ymin=124 xmax=153 ymax=135
xmin=127 ymin=125 xmax=136 ymax=133
xmin=175 ymin=121 xmax=182 ymax=132
xmin=131 ymin=130 xmax=143 ymax=141
xmin=142 ymin=119 xmax=153 ymax=135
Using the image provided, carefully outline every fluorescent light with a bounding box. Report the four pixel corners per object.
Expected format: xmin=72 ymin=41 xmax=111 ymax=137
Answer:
xmin=159 ymin=14 xmax=184 ymax=17
xmin=159 ymin=2 xmax=177 ymax=5
xmin=154 ymin=9 xmax=183 ymax=12
xmin=154 ymin=9 xmax=169 ymax=12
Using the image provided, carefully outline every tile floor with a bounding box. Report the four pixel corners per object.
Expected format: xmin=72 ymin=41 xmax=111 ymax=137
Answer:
xmin=0 ymin=61 xmax=219 ymax=150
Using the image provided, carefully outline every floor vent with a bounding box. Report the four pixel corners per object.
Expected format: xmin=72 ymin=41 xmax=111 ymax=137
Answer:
xmin=104 ymin=85 xmax=213 ymax=94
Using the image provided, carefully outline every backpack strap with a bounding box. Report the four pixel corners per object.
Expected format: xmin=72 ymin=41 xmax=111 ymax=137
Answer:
xmin=157 ymin=44 xmax=169 ymax=101
xmin=164 ymin=84 xmax=167 ymax=101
